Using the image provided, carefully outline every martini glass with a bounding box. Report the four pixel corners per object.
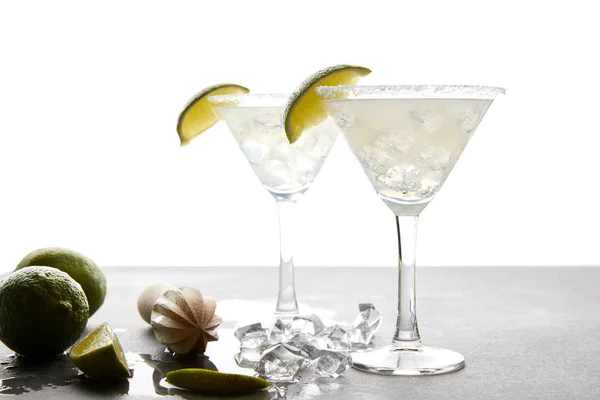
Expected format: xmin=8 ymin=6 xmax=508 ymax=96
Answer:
xmin=208 ymin=94 xmax=338 ymax=316
xmin=317 ymin=85 xmax=504 ymax=375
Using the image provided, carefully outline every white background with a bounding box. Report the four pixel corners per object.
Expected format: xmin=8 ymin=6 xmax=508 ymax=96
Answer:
xmin=0 ymin=0 xmax=598 ymax=272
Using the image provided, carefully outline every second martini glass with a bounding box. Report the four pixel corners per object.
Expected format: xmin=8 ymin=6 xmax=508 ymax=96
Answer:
xmin=208 ymin=94 xmax=338 ymax=316
xmin=317 ymin=84 xmax=504 ymax=375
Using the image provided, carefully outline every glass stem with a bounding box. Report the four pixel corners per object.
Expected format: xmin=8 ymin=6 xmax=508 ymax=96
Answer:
xmin=275 ymin=199 xmax=299 ymax=315
xmin=392 ymin=215 xmax=423 ymax=348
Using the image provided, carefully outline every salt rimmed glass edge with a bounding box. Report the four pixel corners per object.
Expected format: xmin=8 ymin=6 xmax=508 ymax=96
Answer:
xmin=208 ymin=93 xmax=290 ymax=107
xmin=315 ymin=85 xmax=506 ymax=100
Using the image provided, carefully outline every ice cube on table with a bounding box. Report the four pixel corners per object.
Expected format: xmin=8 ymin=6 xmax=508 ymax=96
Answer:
xmin=234 ymin=323 xmax=266 ymax=342
xmin=268 ymin=318 xmax=292 ymax=342
xmin=346 ymin=303 xmax=383 ymax=348
xmin=234 ymin=347 xmax=265 ymax=368
xmin=254 ymin=343 xmax=307 ymax=383
xmin=316 ymin=350 xmax=352 ymax=378
xmin=353 ymin=303 xmax=382 ymax=332
xmin=290 ymin=314 xmax=325 ymax=337
xmin=286 ymin=334 xmax=321 ymax=360
xmin=320 ymin=325 xmax=351 ymax=350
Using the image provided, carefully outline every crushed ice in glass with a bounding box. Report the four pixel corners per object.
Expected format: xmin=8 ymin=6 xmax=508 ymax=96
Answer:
xmin=377 ymin=165 xmax=421 ymax=192
xmin=240 ymin=138 xmax=270 ymax=165
xmin=462 ymin=110 xmax=480 ymax=134
xmin=410 ymin=108 xmax=442 ymax=133
xmin=253 ymin=112 xmax=283 ymax=134
xmin=417 ymin=178 xmax=442 ymax=199
xmin=418 ymin=145 xmax=451 ymax=172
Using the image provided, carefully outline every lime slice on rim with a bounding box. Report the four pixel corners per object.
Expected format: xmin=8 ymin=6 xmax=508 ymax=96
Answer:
xmin=176 ymin=83 xmax=250 ymax=145
xmin=69 ymin=322 xmax=131 ymax=380
xmin=166 ymin=368 xmax=271 ymax=395
xmin=283 ymin=65 xmax=371 ymax=144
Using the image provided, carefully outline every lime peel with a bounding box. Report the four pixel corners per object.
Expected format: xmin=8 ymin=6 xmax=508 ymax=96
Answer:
xmin=166 ymin=368 xmax=271 ymax=395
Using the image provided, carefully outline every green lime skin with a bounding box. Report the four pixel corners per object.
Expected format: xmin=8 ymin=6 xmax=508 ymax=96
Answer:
xmin=15 ymin=247 xmax=106 ymax=316
xmin=0 ymin=266 xmax=89 ymax=358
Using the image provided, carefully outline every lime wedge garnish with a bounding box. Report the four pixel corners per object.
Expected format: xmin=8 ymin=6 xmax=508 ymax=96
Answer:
xmin=176 ymin=83 xmax=250 ymax=145
xmin=284 ymin=65 xmax=371 ymax=143
xmin=69 ymin=322 xmax=130 ymax=380
xmin=166 ymin=368 xmax=271 ymax=395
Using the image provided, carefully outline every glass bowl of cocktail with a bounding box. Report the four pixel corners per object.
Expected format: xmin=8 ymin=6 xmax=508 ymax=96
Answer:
xmin=287 ymin=83 xmax=505 ymax=375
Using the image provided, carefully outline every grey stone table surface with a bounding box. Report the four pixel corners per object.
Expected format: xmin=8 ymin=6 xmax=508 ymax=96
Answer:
xmin=1 ymin=267 xmax=599 ymax=399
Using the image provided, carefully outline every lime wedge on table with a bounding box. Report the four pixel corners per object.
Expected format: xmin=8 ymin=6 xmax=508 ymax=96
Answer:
xmin=69 ymin=322 xmax=131 ymax=380
xmin=166 ymin=368 xmax=270 ymax=395
xmin=176 ymin=83 xmax=249 ymax=145
xmin=284 ymin=65 xmax=371 ymax=144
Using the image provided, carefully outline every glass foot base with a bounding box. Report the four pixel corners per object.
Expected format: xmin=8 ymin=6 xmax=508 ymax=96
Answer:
xmin=352 ymin=345 xmax=465 ymax=376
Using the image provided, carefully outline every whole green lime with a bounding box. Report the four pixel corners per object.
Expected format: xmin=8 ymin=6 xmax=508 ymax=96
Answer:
xmin=16 ymin=248 xmax=106 ymax=316
xmin=0 ymin=266 xmax=89 ymax=357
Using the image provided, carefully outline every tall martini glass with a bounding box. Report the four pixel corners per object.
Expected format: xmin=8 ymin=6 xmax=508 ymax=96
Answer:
xmin=208 ymin=94 xmax=338 ymax=316
xmin=317 ymin=85 xmax=504 ymax=375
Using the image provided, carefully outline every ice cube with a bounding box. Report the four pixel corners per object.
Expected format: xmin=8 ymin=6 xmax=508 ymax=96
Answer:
xmin=253 ymin=112 xmax=283 ymax=134
xmin=410 ymin=108 xmax=442 ymax=133
xmin=311 ymin=131 xmax=335 ymax=158
xmin=315 ymin=350 xmax=352 ymax=378
xmin=377 ymin=165 xmax=421 ymax=193
xmin=234 ymin=323 xmax=266 ymax=342
xmin=462 ymin=110 xmax=480 ymax=134
xmin=258 ymin=160 xmax=294 ymax=188
xmin=241 ymin=330 xmax=269 ymax=349
xmin=239 ymin=138 xmax=270 ymax=165
xmin=254 ymin=343 xmax=307 ymax=383
xmin=268 ymin=319 xmax=292 ymax=342
xmin=331 ymin=109 xmax=354 ymax=130
xmin=270 ymin=142 xmax=292 ymax=160
xmin=268 ymin=385 xmax=288 ymax=399
xmin=374 ymin=130 xmax=416 ymax=155
xmin=346 ymin=303 xmax=383 ymax=348
xmin=286 ymin=334 xmax=321 ymax=360
xmin=288 ymin=153 xmax=318 ymax=175
xmin=417 ymin=178 xmax=442 ymax=199
xmin=418 ymin=146 xmax=451 ymax=172
xmin=290 ymin=314 xmax=325 ymax=337
xmin=322 ymin=325 xmax=351 ymax=350
xmin=234 ymin=346 xmax=265 ymax=368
